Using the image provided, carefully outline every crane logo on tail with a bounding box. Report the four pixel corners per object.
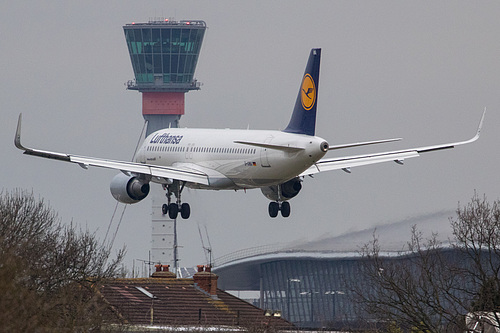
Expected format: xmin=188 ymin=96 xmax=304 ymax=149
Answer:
xmin=300 ymin=74 xmax=316 ymax=110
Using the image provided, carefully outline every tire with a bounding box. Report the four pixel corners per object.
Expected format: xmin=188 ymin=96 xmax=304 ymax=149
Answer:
xmin=281 ymin=201 xmax=291 ymax=217
xmin=180 ymin=203 xmax=191 ymax=219
xmin=162 ymin=204 xmax=169 ymax=215
xmin=168 ymin=203 xmax=179 ymax=219
xmin=269 ymin=202 xmax=279 ymax=218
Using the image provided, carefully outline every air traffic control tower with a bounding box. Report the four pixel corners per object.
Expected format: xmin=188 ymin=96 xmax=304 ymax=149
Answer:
xmin=124 ymin=19 xmax=206 ymax=136
xmin=123 ymin=19 xmax=206 ymax=270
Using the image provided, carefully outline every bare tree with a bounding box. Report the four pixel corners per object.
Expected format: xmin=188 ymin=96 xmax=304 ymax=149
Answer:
xmin=0 ymin=189 xmax=125 ymax=331
xmin=451 ymin=193 xmax=500 ymax=331
xmin=352 ymin=193 xmax=500 ymax=332
xmin=353 ymin=227 xmax=465 ymax=332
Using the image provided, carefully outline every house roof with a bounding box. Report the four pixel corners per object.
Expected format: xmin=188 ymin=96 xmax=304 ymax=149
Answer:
xmin=99 ymin=276 xmax=293 ymax=329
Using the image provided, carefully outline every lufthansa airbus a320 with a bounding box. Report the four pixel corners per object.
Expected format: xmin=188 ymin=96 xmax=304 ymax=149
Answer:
xmin=15 ymin=49 xmax=485 ymax=219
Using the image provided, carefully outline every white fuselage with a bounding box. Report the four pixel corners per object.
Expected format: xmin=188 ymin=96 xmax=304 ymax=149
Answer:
xmin=135 ymin=128 xmax=328 ymax=190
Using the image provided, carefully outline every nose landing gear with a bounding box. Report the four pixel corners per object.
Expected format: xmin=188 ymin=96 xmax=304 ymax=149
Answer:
xmin=268 ymin=201 xmax=291 ymax=218
xmin=162 ymin=181 xmax=191 ymax=219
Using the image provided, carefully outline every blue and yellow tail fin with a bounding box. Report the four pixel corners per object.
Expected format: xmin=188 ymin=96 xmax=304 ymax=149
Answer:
xmin=283 ymin=48 xmax=321 ymax=136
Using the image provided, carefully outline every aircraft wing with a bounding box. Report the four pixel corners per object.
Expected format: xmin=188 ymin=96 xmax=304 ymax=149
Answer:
xmin=301 ymin=109 xmax=485 ymax=176
xmin=14 ymin=114 xmax=209 ymax=185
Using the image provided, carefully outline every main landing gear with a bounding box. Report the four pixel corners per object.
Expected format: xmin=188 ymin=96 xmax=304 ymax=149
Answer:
xmin=268 ymin=201 xmax=291 ymax=218
xmin=162 ymin=181 xmax=191 ymax=219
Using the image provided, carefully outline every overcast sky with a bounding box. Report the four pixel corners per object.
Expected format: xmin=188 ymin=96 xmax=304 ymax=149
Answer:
xmin=2 ymin=1 xmax=499 ymax=273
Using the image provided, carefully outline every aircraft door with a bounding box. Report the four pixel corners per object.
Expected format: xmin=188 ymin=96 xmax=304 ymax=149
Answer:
xmin=260 ymin=136 xmax=273 ymax=167
xmin=185 ymin=143 xmax=194 ymax=159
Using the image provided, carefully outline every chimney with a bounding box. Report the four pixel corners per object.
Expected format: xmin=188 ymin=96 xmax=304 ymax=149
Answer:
xmin=151 ymin=264 xmax=176 ymax=279
xmin=193 ymin=265 xmax=218 ymax=296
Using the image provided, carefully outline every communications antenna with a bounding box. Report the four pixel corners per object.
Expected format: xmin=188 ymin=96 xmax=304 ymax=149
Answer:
xmin=198 ymin=224 xmax=213 ymax=266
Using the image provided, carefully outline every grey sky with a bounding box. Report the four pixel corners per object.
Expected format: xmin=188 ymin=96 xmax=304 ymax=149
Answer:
xmin=2 ymin=1 xmax=499 ymax=271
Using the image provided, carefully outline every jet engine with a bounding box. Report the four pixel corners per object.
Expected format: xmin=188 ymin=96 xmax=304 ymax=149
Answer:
xmin=261 ymin=177 xmax=302 ymax=201
xmin=110 ymin=173 xmax=150 ymax=204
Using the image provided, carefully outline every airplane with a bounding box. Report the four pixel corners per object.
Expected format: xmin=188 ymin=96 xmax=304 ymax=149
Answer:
xmin=15 ymin=48 xmax=485 ymax=219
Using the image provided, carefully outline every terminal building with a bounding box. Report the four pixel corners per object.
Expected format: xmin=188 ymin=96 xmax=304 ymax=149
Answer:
xmin=215 ymin=249 xmax=361 ymax=328
xmin=212 ymin=211 xmax=467 ymax=329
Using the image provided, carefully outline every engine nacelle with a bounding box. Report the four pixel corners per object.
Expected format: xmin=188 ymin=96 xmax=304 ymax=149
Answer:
xmin=110 ymin=173 xmax=150 ymax=204
xmin=261 ymin=177 xmax=302 ymax=201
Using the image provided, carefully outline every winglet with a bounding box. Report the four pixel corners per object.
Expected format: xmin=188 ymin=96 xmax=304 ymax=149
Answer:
xmin=14 ymin=113 xmax=27 ymax=151
xmin=414 ymin=108 xmax=486 ymax=154
xmin=461 ymin=107 xmax=486 ymax=146
xmin=475 ymin=107 xmax=486 ymax=140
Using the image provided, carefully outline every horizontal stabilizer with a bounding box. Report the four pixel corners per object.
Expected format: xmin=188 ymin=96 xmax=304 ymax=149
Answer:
xmin=328 ymin=138 xmax=402 ymax=150
xmin=234 ymin=140 xmax=305 ymax=152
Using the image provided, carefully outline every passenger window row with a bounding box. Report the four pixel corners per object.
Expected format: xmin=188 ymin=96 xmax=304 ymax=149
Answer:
xmin=147 ymin=145 xmax=256 ymax=154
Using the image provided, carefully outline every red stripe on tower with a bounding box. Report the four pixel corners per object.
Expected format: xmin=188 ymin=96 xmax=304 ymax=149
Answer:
xmin=142 ymin=92 xmax=185 ymax=115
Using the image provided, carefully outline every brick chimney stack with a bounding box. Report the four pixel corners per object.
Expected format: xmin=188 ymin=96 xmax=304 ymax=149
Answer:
xmin=193 ymin=265 xmax=218 ymax=296
xmin=151 ymin=264 xmax=176 ymax=279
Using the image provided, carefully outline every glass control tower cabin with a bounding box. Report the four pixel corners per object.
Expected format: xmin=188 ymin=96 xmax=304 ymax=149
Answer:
xmin=123 ymin=19 xmax=206 ymax=136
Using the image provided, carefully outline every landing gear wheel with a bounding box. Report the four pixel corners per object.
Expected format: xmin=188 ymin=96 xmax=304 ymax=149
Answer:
xmin=162 ymin=204 xmax=169 ymax=215
xmin=269 ymin=202 xmax=279 ymax=218
xmin=180 ymin=203 xmax=191 ymax=219
xmin=168 ymin=203 xmax=179 ymax=219
xmin=281 ymin=201 xmax=291 ymax=217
